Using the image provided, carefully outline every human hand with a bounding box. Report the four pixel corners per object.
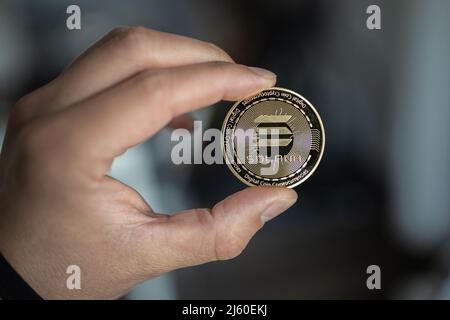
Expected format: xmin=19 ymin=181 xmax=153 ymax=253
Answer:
xmin=0 ymin=27 xmax=297 ymax=299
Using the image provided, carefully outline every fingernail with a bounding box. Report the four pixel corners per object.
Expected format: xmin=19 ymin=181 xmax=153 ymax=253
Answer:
xmin=248 ymin=67 xmax=277 ymax=79
xmin=260 ymin=196 xmax=297 ymax=223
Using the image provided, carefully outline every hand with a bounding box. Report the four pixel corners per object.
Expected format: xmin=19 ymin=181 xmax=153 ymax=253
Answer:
xmin=0 ymin=27 xmax=297 ymax=299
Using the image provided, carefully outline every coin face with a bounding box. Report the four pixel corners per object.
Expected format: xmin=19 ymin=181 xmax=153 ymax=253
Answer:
xmin=221 ymin=87 xmax=325 ymax=188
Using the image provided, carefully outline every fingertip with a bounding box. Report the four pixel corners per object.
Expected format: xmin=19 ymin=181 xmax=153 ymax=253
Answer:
xmin=236 ymin=186 xmax=298 ymax=223
xmin=248 ymin=66 xmax=277 ymax=88
xmin=281 ymin=187 xmax=298 ymax=202
xmin=240 ymin=186 xmax=298 ymax=202
xmin=260 ymin=192 xmax=297 ymax=223
xmin=248 ymin=67 xmax=277 ymax=79
xmin=213 ymin=63 xmax=276 ymax=101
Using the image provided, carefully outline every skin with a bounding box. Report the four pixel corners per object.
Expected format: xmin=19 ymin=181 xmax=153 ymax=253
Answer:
xmin=0 ymin=27 xmax=298 ymax=299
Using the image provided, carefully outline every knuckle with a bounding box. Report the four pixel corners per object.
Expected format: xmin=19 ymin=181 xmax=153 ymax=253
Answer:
xmin=141 ymin=71 xmax=172 ymax=107
xmin=122 ymin=26 xmax=148 ymax=39
xmin=108 ymin=26 xmax=130 ymax=37
xmin=112 ymin=26 xmax=149 ymax=55
xmin=192 ymin=208 xmax=215 ymax=228
xmin=215 ymin=235 xmax=245 ymax=261
xmin=190 ymin=208 xmax=223 ymax=261
xmin=211 ymin=203 xmax=247 ymax=261
xmin=9 ymin=93 xmax=37 ymax=129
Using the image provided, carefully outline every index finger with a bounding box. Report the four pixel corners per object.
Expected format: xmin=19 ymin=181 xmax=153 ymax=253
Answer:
xmin=53 ymin=62 xmax=276 ymax=176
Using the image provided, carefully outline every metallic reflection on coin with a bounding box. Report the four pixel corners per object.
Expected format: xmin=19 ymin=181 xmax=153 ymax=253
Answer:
xmin=221 ymin=87 xmax=325 ymax=188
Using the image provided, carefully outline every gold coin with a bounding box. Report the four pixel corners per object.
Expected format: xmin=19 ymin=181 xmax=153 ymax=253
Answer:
xmin=221 ymin=87 xmax=325 ymax=188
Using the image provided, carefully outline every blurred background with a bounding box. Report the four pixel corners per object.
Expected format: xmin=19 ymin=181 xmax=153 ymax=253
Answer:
xmin=0 ymin=0 xmax=449 ymax=299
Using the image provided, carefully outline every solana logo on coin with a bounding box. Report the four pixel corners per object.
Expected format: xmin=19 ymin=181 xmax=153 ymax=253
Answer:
xmin=221 ymin=87 xmax=325 ymax=188
xmin=254 ymin=114 xmax=294 ymax=156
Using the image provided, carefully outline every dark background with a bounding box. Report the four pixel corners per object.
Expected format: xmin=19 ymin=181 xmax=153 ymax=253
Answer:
xmin=0 ymin=0 xmax=449 ymax=299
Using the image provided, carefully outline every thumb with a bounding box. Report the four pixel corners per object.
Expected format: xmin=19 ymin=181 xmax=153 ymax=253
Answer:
xmin=149 ymin=187 xmax=297 ymax=272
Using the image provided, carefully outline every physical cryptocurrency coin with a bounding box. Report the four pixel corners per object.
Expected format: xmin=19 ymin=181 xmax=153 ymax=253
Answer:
xmin=221 ymin=87 xmax=325 ymax=188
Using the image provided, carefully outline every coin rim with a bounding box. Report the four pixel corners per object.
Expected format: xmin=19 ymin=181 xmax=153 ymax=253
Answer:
xmin=221 ymin=87 xmax=325 ymax=188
